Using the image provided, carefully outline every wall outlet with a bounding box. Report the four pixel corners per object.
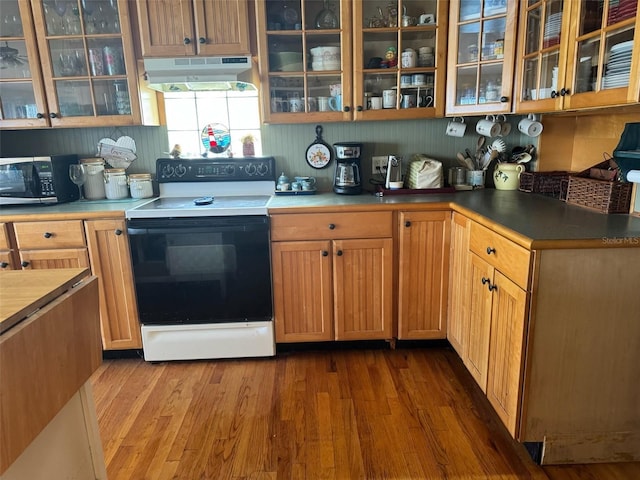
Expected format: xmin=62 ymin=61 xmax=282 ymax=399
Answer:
xmin=372 ymin=156 xmax=389 ymax=174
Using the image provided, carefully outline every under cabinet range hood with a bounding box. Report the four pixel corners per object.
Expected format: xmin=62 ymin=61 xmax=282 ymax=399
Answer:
xmin=143 ymin=56 xmax=255 ymax=92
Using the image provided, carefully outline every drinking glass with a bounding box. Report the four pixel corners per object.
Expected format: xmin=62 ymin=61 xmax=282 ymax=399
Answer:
xmin=69 ymin=164 xmax=87 ymax=200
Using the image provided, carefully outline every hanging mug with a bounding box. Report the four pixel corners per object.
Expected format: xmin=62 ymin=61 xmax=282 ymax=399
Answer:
xmin=445 ymin=116 xmax=466 ymax=137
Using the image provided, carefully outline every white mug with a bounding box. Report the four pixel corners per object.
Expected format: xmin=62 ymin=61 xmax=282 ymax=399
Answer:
xmin=445 ymin=116 xmax=466 ymax=137
xmin=383 ymin=89 xmax=398 ymax=108
xmin=476 ymin=115 xmax=501 ymax=137
xmin=401 ymin=94 xmax=417 ymax=109
xmin=419 ymin=13 xmax=435 ymax=24
xmin=412 ymin=73 xmax=426 ymax=86
xmin=518 ymin=113 xmax=544 ymax=137
xmin=400 ymin=75 xmax=412 ymax=87
xmin=317 ymin=96 xmax=331 ymax=111
xmin=289 ymin=97 xmax=303 ymax=113
xmin=370 ymin=96 xmax=383 ymax=109
xmin=401 ymin=49 xmax=416 ymax=68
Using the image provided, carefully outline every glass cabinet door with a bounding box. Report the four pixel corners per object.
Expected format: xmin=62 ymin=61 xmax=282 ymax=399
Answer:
xmin=516 ymin=0 xmax=570 ymax=113
xmin=0 ymin=0 xmax=49 ymax=128
xmin=257 ymin=0 xmax=351 ymax=123
xmin=29 ymin=0 xmax=138 ymax=125
xmin=446 ymin=0 xmax=518 ymax=115
xmin=353 ymin=0 xmax=448 ymax=120
xmin=563 ymin=0 xmax=638 ymax=110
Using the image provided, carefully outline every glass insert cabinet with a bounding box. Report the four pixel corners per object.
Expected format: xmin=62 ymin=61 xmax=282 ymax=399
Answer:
xmin=256 ymin=0 xmax=449 ymax=123
xmin=0 ymin=0 xmax=140 ymax=128
xmin=516 ymin=0 xmax=639 ymax=113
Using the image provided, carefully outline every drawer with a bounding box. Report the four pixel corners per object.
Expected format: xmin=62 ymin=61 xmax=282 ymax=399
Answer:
xmin=271 ymin=211 xmax=393 ymax=241
xmin=469 ymin=222 xmax=531 ymax=289
xmin=0 ymin=223 xmax=10 ymax=250
xmin=13 ymin=221 xmax=86 ymax=249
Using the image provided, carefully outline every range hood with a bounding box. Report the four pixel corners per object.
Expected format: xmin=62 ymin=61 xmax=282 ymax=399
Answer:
xmin=143 ymin=56 xmax=255 ymax=92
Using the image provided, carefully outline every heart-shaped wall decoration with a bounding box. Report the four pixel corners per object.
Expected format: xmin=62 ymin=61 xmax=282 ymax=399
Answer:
xmin=98 ymin=136 xmax=137 ymax=169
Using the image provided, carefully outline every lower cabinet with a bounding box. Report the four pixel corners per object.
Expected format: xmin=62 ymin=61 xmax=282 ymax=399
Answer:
xmin=271 ymin=211 xmax=394 ymax=343
xmin=85 ymin=219 xmax=142 ymax=350
xmin=446 ymin=212 xmax=470 ymax=356
xmin=397 ymin=210 xmax=451 ymax=339
xmin=8 ymin=217 xmax=141 ymax=351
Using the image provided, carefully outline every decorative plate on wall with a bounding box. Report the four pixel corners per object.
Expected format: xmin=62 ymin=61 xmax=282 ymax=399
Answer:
xmin=305 ymin=125 xmax=332 ymax=169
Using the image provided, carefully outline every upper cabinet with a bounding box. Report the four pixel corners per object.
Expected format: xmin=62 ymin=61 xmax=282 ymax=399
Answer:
xmin=445 ymin=0 xmax=518 ymax=115
xmin=515 ymin=0 xmax=640 ymax=113
xmin=255 ymin=0 xmax=449 ymax=123
xmin=0 ymin=0 xmax=147 ymax=128
xmin=135 ymin=0 xmax=250 ymax=57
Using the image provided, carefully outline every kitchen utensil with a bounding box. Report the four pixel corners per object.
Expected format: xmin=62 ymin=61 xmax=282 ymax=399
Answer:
xmin=491 ymin=137 xmax=506 ymax=153
xmin=514 ymin=153 xmax=532 ymax=164
xmin=457 ymin=152 xmax=474 ymax=170
xmin=306 ymin=125 xmax=333 ymax=169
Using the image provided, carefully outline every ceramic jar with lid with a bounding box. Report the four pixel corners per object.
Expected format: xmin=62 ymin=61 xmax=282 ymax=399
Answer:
xmin=80 ymin=158 xmax=106 ymax=200
xmin=104 ymin=168 xmax=129 ymax=199
xmin=494 ymin=163 xmax=525 ymax=190
xmin=128 ymin=173 xmax=154 ymax=199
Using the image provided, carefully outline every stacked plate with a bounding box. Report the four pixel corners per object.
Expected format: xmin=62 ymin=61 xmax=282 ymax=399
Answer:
xmin=603 ymin=40 xmax=633 ymax=89
xmin=607 ymin=0 xmax=638 ymax=25
xmin=543 ymin=12 xmax=562 ymax=48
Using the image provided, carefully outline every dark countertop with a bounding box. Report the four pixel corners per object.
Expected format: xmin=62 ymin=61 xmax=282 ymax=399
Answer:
xmin=268 ymin=189 xmax=640 ymax=249
xmin=1 ymin=191 xmax=639 ymax=249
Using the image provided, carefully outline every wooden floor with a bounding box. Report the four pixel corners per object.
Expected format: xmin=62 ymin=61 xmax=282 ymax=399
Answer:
xmin=91 ymin=345 xmax=640 ymax=480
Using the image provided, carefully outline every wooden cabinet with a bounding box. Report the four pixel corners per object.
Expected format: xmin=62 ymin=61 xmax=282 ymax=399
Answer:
xmin=397 ymin=210 xmax=450 ymax=339
xmin=12 ymin=220 xmax=90 ymax=269
xmin=0 ymin=0 xmax=150 ymax=129
xmin=460 ymin=220 xmax=531 ymax=435
xmin=446 ymin=212 xmax=469 ymax=356
xmin=85 ymin=219 xmax=141 ymax=350
xmin=445 ymin=0 xmax=518 ymax=115
xmin=9 ymin=217 xmax=141 ymax=350
xmin=135 ymin=0 xmax=250 ymax=57
xmin=255 ymin=0 xmax=449 ymax=123
xmin=515 ymin=0 xmax=640 ymax=113
xmin=271 ymin=210 xmax=393 ymax=342
xmin=0 ymin=223 xmax=17 ymax=270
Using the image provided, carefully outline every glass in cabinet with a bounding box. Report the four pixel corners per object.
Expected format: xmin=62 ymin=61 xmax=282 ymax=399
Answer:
xmin=562 ymin=0 xmax=638 ymax=110
xmin=256 ymin=0 xmax=352 ymax=123
xmin=353 ymin=0 xmax=449 ymax=119
xmin=1 ymin=0 xmax=141 ymax=128
xmin=0 ymin=0 xmax=49 ymax=128
xmin=446 ymin=0 xmax=518 ymax=115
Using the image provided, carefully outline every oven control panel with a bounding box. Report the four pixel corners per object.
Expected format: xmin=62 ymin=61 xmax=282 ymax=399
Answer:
xmin=156 ymin=157 xmax=275 ymax=182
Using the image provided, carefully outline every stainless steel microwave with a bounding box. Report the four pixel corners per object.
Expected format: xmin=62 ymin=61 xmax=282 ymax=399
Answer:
xmin=0 ymin=155 xmax=80 ymax=205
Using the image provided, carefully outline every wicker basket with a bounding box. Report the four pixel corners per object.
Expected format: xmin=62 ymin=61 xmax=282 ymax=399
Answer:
xmin=518 ymin=171 xmax=570 ymax=200
xmin=565 ymin=169 xmax=633 ymax=214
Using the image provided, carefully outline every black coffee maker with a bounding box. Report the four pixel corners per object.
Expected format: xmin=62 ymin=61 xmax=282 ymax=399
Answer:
xmin=333 ymin=142 xmax=363 ymax=194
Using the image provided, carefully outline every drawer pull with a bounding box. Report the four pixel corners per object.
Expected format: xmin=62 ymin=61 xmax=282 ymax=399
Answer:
xmin=328 ymin=223 xmax=336 ymax=230
xmin=43 ymin=232 xmax=53 ymax=238
xmin=405 ymin=221 xmax=411 ymax=227
xmin=336 ymin=250 xmax=343 ymax=256
xmin=0 ymin=262 xmax=8 ymax=268
xmin=322 ymin=251 xmax=328 ymax=257
xmin=183 ymin=37 xmax=191 ymax=45
xmin=114 ymin=229 xmax=123 ymax=236
xmin=486 ymin=247 xmax=496 ymax=255
xmin=21 ymin=261 xmax=30 ymax=268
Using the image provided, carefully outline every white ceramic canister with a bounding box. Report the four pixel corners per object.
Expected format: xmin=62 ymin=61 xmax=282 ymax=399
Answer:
xmin=128 ymin=173 xmax=154 ymax=199
xmin=104 ymin=168 xmax=129 ymax=199
xmin=494 ymin=163 xmax=525 ymax=190
xmin=80 ymin=158 xmax=106 ymax=200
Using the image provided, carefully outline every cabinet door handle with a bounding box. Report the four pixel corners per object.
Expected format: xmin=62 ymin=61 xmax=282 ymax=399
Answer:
xmin=488 ymin=283 xmax=498 ymax=292
xmin=405 ymin=221 xmax=411 ymax=227
xmin=36 ymin=112 xmax=45 ymax=119
xmin=336 ymin=250 xmax=343 ymax=256
xmin=114 ymin=229 xmax=123 ymax=235
xmin=322 ymin=250 xmax=329 ymax=257
xmin=500 ymin=96 xmax=509 ymax=103
xmin=551 ymin=90 xmax=559 ymax=98
xmin=486 ymin=247 xmax=496 ymax=255
xmin=356 ymin=105 xmax=363 ymax=112
xmin=49 ymin=112 xmax=58 ymax=118
xmin=481 ymin=277 xmax=489 ymax=285
xmin=328 ymin=223 xmax=335 ymax=230
xmin=343 ymin=106 xmax=350 ymax=112
xmin=183 ymin=37 xmax=192 ymax=45
xmin=560 ymin=88 xmax=571 ymax=96
xmin=199 ymin=37 xmax=206 ymax=44
xmin=0 ymin=262 xmax=8 ymax=268
xmin=21 ymin=261 xmax=30 ymax=268
xmin=43 ymin=232 xmax=53 ymax=238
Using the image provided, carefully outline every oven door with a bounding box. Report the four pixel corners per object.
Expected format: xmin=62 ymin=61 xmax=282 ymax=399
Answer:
xmin=127 ymin=215 xmax=272 ymax=325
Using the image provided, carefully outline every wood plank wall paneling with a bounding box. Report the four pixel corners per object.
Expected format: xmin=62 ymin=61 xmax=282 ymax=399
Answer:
xmin=0 ymin=116 xmax=532 ymax=191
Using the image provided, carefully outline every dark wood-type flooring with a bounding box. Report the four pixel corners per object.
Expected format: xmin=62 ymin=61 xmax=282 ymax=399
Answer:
xmin=91 ymin=345 xmax=640 ymax=479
